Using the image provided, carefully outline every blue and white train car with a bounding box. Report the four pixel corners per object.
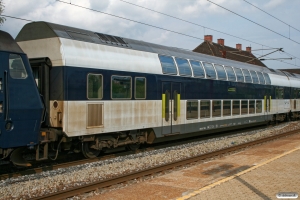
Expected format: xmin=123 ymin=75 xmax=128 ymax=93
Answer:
xmin=1 ymin=21 xmax=299 ymax=163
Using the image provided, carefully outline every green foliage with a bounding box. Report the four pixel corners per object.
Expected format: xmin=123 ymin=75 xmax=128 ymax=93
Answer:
xmin=0 ymin=0 xmax=5 ymax=25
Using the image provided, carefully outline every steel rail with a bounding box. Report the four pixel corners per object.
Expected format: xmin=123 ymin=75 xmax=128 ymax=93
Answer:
xmin=32 ymin=127 xmax=299 ymax=200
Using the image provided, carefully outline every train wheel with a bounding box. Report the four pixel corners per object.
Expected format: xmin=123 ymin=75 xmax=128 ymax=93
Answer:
xmin=82 ymin=142 xmax=101 ymax=158
xmin=126 ymin=143 xmax=140 ymax=151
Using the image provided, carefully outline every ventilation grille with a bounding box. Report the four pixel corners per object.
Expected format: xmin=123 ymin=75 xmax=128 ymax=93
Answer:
xmin=87 ymin=104 xmax=103 ymax=128
xmin=95 ymin=33 xmax=129 ymax=47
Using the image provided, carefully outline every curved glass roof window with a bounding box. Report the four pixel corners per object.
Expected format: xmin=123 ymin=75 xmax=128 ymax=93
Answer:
xmin=202 ymin=62 xmax=216 ymax=79
xmin=214 ymin=64 xmax=227 ymax=80
xmin=189 ymin=60 xmax=205 ymax=78
xmin=242 ymin=69 xmax=252 ymax=83
xmin=257 ymin=72 xmax=265 ymax=84
xmin=175 ymin=58 xmax=192 ymax=77
xmin=263 ymin=73 xmax=271 ymax=85
xmin=234 ymin=68 xmax=244 ymax=82
xmin=158 ymin=55 xmax=177 ymax=75
xmin=225 ymin=66 xmax=236 ymax=81
xmin=250 ymin=70 xmax=259 ymax=84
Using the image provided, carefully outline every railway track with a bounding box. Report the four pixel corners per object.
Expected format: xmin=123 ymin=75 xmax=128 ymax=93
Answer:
xmin=29 ymin=124 xmax=299 ymax=200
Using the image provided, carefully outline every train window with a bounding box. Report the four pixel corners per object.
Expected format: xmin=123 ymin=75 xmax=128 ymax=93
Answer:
xmin=257 ymin=72 xmax=265 ymax=84
xmin=111 ymin=76 xmax=132 ymax=99
xmin=242 ymin=69 xmax=252 ymax=83
xmin=212 ymin=100 xmax=221 ymax=117
xmin=175 ymin=58 xmax=192 ymax=77
xmin=249 ymin=100 xmax=255 ymax=114
xmin=223 ymin=100 xmax=231 ymax=116
xmin=87 ymin=74 xmax=103 ymax=99
xmin=234 ymin=68 xmax=244 ymax=82
xmin=293 ymin=89 xmax=300 ymax=99
xmin=214 ymin=65 xmax=227 ymax=80
xmin=158 ymin=55 xmax=177 ymax=75
xmin=232 ymin=100 xmax=240 ymax=115
xmin=256 ymin=100 xmax=262 ymax=113
xmin=225 ymin=66 xmax=236 ymax=81
xmin=241 ymin=100 xmax=248 ymax=114
xmin=263 ymin=73 xmax=271 ymax=85
xmin=275 ymin=88 xmax=284 ymax=99
xmin=190 ymin=60 xmax=205 ymax=77
xmin=250 ymin=71 xmax=259 ymax=84
xmin=200 ymin=100 xmax=211 ymax=118
xmin=202 ymin=62 xmax=216 ymax=79
xmin=9 ymin=54 xmax=28 ymax=79
xmin=67 ymin=31 xmax=94 ymax=43
xmin=135 ymin=77 xmax=146 ymax=99
xmin=186 ymin=101 xmax=198 ymax=119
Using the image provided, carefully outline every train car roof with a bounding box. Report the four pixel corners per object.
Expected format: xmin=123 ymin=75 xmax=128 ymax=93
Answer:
xmin=16 ymin=21 xmax=274 ymax=74
xmin=0 ymin=30 xmax=24 ymax=53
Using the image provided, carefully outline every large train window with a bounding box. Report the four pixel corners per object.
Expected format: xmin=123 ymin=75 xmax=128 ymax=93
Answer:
xmin=212 ymin=100 xmax=221 ymax=117
xmin=175 ymin=58 xmax=192 ymax=77
xmin=186 ymin=101 xmax=198 ymax=119
xmin=275 ymin=88 xmax=284 ymax=99
xmin=135 ymin=77 xmax=146 ymax=99
xmin=257 ymin=72 xmax=265 ymax=84
xmin=249 ymin=100 xmax=255 ymax=114
xmin=225 ymin=66 xmax=236 ymax=81
xmin=214 ymin=65 xmax=227 ymax=80
xmin=234 ymin=68 xmax=244 ymax=82
xmin=158 ymin=55 xmax=177 ymax=75
xmin=232 ymin=100 xmax=240 ymax=115
xmin=241 ymin=100 xmax=248 ymax=114
xmin=242 ymin=69 xmax=252 ymax=83
xmin=200 ymin=100 xmax=211 ymax=118
xmin=250 ymin=71 xmax=259 ymax=84
xmin=9 ymin=54 xmax=28 ymax=79
xmin=263 ymin=73 xmax=271 ymax=85
xmin=190 ymin=60 xmax=205 ymax=77
xmin=202 ymin=62 xmax=216 ymax=79
xmin=256 ymin=100 xmax=262 ymax=113
xmin=223 ymin=100 xmax=231 ymax=116
xmin=87 ymin=74 xmax=103 ymax=99
xmin=111 ymin=76 xmax=132 ymax=99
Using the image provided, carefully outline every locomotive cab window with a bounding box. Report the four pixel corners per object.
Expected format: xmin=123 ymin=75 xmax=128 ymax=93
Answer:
xmin=158 ymin=55 xmax=177 ymax=75
xmin=242 ymin=69 xmax=252 ymax=83
xmin=88 ymin=74 xmax=103 ymax=99
xmin=225 ymin=66 xmax=236 ymax=81
xmin=135 ymin=77 xmax=146 ymax=99
xmin=186 ymin=101 xmax=198 ymax=119
xmin=200 ymin=100 xmax=211 ymax=118
xmin=111 ymin=76 xmax=132 ymax=99
xmin=214 ymin=65 xmax=227 ymax=80
xmin=234 ymin=68 xmax=244 ymax=82
xmin=202 ymin=62 xmax=216 ymax=79
xmin=190 ymin=60 xmax=205 ymax=77
xmin=175 ymin=58 xmax=192 ymax=77
xmin=9 ymin=54 xmax=28 ymax=79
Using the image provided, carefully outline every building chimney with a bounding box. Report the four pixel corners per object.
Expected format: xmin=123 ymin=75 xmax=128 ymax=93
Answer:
xmin=217 ymin=39 xmax=224 ymax=46
xmin=204 ymin=35 xmax=213 ymax=42
xmin=236 ymin=43 xmax=242 ymax=50
xmin=246 ymin=46 xmax=251 ymax=53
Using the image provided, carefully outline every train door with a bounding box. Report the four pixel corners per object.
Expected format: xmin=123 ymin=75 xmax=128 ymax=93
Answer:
xmin=0 ymin=53 xmax=44 ymax=149
xmin=162 ymin=82 xmax=181 ymax=135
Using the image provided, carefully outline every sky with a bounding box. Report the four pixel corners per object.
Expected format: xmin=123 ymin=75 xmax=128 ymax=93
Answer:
xmin=0 ymin=0 xmax=299 ymax=70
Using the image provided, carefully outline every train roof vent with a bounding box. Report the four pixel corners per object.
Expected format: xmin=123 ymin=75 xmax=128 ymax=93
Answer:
xmin=66 ymin=30 xmax=94 ymax=43
xmin=95 ymin=32 xmax=129 ymax=47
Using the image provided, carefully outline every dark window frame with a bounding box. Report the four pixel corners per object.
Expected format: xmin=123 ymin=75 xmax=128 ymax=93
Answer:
xmin=9 ymin=54 xmax=28 ymax=79
xmin=186 ymin=100 xmax=198 ymax=120
xmin=135 ymin=77 xmax=146 ymax=99
xmin=212 ymin=100 xmax=222 ymax=117
xmin=223 ymin=100 xmax=231 ymax=116
xmin=111 ymin=75 xmax=132 ymax=100
xmin=87 ymin=73 xmax=103 ymax=100
xmin=200 ymin=100 xmax=211 ymax=118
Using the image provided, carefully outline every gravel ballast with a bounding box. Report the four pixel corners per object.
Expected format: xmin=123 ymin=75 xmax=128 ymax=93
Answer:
xmin=0 ymin=122 xmax=299 ymax=199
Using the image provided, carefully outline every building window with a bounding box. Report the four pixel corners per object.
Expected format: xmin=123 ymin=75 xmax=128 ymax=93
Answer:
xmin=88 ymin=74 xmax=103 ymax=99
xmin=241 ymin=100 xmax=248 ymax=114
xmin=186 ymin=101 xmax=198 ymax=119
xmin=232 ymin=100 xmax=240 ymax=115
xmin=214 ymin=65 xmax=227 ymax=80
xmin=256 ymin=100 xmax=262 ymax=113
xmin=249 ymin=100 xmax=255 ymax=114
xmin=223 ymin=100 xmax=231 ymax=116
xmin=190 ymin=60 xmax=205 ymax=77
xmin=111 ymin=76 xmax=132 ymax=99
xmin=225 ymin=66 xmax=236 ymax=81
xmin=158 ymin=55 xmax=177 ymax=75
xmin=234 ymin=68 xmax=244 ymax=82
xmin=135 ymin=77 xmax=146 ymax=99
xmin=175 ymin=58 xmax=192 ymax=76
xmin=200 ymin=100 xmax=211 ymax=118
xmin=202 ymin=62 xmax=216 ymax=79
xmin=9 ymin=54 xmax=28 ymax=79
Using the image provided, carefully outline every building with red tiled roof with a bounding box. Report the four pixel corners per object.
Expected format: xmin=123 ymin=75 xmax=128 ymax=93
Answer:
xmin=193 ymin=35 xmax=268 ymax=68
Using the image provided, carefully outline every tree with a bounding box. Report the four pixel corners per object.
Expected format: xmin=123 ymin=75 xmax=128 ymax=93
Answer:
xmin=0 ymin=0 xmax=5 ymax=25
